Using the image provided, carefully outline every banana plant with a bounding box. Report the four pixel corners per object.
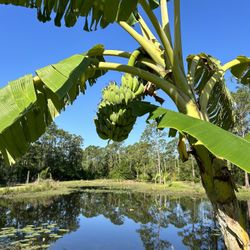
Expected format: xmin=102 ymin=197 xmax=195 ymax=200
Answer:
xmin=0 ymin=0 xmax=250 ymax=249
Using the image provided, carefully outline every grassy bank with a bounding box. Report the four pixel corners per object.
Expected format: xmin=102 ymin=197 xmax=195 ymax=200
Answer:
xmin=0 ymin=179 xmax=249 ymax=200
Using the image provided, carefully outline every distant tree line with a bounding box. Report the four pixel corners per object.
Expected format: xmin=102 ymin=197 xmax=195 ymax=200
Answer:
xmin=0 ymin=123 xmax=83 ymax=185
xmin=0 ymin=122 xmax=200 ymax=185
xmin=0 ymin=85 xmax=248 ymax=187
xmin=82 ymin=121 xmax=201 ymax=184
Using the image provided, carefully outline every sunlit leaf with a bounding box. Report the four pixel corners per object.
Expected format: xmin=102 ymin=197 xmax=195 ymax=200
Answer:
xmin=141 ymin=104 xmax=250 ymax=173
xmin=230 ymin=56 xmax=250 ymax=86
xmin=0 ymin=45 xmax=106 ymax=164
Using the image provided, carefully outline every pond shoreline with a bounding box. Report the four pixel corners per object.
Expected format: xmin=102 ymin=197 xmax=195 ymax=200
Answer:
xmin=0 ymin=179 xmax=249 ymax=200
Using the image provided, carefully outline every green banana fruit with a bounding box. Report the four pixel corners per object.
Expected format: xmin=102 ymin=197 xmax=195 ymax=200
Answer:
xmin=94 ymin=75 xmax=147 ymax=142
xmin=121 ymin=74 xmax=144 ymax=98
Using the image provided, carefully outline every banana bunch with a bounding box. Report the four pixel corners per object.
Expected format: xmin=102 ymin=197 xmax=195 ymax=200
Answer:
xmin=121 ymin=74 xmax=144 ymax=98
xmin=95 ymin=81 xmax=138 ymax=142
xmin=102 ymin=81 xmax=136 ymax=105
xmin=95 ymin=104 xmax=136 ymax=142
xmin=95 ymin=74 xmax=146 ymax=142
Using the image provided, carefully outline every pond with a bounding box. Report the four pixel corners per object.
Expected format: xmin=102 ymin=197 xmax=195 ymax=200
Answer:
xmin=0 ymin=189 xmax=249 ymax=249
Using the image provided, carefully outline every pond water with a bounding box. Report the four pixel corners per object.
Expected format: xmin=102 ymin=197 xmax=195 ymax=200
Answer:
xmin=0 ymin=189 xmax=249 ymax=250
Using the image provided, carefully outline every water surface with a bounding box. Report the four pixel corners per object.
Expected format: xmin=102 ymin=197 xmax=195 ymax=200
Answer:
xmin=0 ymin=189 xmax=249 ymax=249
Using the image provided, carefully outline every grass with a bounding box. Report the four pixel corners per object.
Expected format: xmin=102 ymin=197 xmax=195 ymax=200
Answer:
xmin=0 ymin=180 xmax=76 ymax=199
xmin=0 ymin=179 xmax=249 ymax=200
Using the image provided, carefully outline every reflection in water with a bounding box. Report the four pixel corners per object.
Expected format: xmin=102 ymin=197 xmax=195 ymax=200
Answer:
xmin=0 ymin=190 xmax=247 ymax=249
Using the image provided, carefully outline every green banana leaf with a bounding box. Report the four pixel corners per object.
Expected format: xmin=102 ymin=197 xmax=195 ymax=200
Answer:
xmin=230 ymin=56 xmax=250 ymax=86
xmin=0 ymin=0 xmax=159 ymax=30
xmin=0 ymin=45 xmax=106 ymax=165
xmin=132 ymin=101 xmax=250 ymax=173
xmin=186 ymin=53 xmax=235 ymax=130
xmin=152 ymin=108 xmax=250 ymax=173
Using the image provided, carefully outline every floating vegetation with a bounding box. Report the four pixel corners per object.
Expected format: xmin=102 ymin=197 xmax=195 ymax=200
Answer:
xmin=0 ymin=223 xmax=69 ymax=249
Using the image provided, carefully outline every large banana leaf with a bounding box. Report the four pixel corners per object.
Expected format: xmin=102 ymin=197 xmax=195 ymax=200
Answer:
xmin=187 ymin=53 xmax=235 ymax=130
xmin=0 ymin=45 xmax=106 ymax=165
xmin=132 ymin=101 xmax=250 ymax=172
xmin=133 ymin=102 xmax=250 ymax=172
xmin=0 ymin=0 xmax=159 ymax=30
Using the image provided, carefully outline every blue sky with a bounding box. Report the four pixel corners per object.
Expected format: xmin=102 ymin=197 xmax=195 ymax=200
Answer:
xmin=0 ymin=1 xmax=250 ymax=147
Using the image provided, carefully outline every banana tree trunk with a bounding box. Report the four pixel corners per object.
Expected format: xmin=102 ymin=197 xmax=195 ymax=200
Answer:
xmin=193 ymin=144 xmax=250 ymax=249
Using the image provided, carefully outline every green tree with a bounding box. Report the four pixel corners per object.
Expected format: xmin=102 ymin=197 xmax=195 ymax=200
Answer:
xmin=141 ymin=122 xmax=168 ymax=184
xmin=164 ymin=138 xmax=178 ymax=180
xmin=232 ymin=86 xmax=250 ymax=187
xmin=0 ymin=155 xmax=12 ymax=185
xmin=0 ymin=123 xmax=84 ymax=183
xmin=0 ymin=1 xmax=250 ymax=248
xmin=82 ymin=145 xmax=108 ymax=179
xmin=162 ymin=138 xmax=198 ymax=182
xmin=103 ymin=142 xmax=123 ymax=176
xmin=105 ymin=142 xmax=133 ymax=179
xmin=124 ymin=142 xmax=153 ymax=181
xmin=40 ymin=123 xmax=84 ymax=180
xmin=14 ymin=142 xmax=45 ymax=183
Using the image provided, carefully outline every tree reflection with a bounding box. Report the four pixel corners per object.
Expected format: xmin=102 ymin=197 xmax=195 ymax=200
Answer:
xmin=77 ymin=191 xmax=226 ymax=249
xmin=138 ymin=224 xmax=171 ymax=250
xmin=0 ymin=194 xmax=81 ymax=231
xmin=0 ymin=190 xmax=247 ymax=249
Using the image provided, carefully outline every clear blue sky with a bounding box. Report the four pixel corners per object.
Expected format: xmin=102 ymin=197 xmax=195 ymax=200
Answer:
xmin=0 ymin=1 xmax=250 ymax=147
